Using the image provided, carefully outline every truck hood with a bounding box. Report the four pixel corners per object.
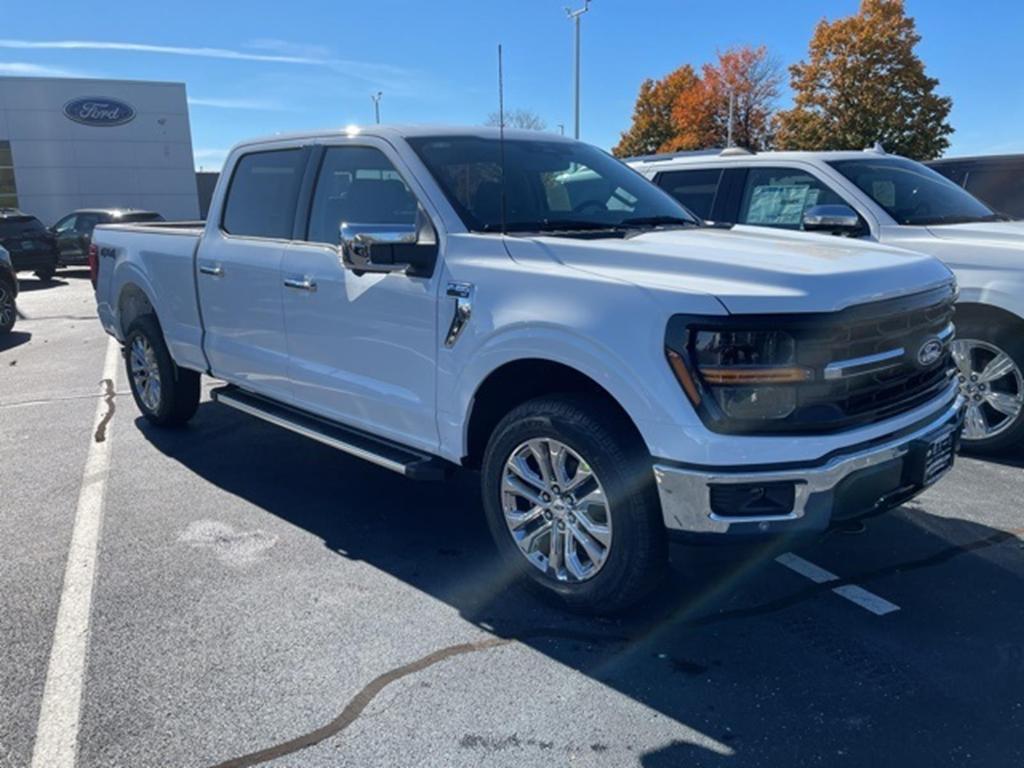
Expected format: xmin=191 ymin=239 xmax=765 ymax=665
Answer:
xmin=527 ymin=226 xmax=953 ymax=314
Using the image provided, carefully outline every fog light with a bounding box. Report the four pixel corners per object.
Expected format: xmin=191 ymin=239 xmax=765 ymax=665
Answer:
xmin=709 ymin=482 xmax=797 ymax=518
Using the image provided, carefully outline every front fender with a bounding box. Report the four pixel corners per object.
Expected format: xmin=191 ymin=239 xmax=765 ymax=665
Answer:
xmin=436 ymin=322 xmax=703 ymax=463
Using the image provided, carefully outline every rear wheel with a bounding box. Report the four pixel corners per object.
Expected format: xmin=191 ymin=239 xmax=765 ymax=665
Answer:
xmin=125 ymin=315 xmax=200 ymax=426
xmin=952 ymin=318 xmax=1024 ymax=454
xmin=34 ymin=265 xmax=55 ymax=282
xmin=481 ymin=395 xmax=666 ymax=614
xmin=0 ymin=280 xmax=15 ymax=334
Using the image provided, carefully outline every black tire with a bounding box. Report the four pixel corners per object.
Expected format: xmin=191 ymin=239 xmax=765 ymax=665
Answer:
xmin=481 ymin=394 xmax=667 ymax=614
xmin=0 ymin=279 xmax=15 ymax=334
xmin=955 ymin=317 xmax=1024 ymax=455
xmin=124 ymin=314 xmax=200 ymax=426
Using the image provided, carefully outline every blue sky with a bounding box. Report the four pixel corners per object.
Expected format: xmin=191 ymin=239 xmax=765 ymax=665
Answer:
xmin=2 ymin=0 xmax=1021 ymax=170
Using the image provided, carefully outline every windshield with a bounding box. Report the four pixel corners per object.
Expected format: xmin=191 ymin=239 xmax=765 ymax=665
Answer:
xmin=407 ymin=135 xmax=699 ymax=234
xmin=0 ymin=216 xmax=45 ymax=237
xmin=828 ymin=156 xmax=1001 ymax=226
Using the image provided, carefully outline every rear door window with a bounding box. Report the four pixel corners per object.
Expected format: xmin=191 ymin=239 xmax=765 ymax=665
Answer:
xmin=222 ymin=149 xmax=307 ymax=239
xmin=737 ymin=167 xmax=846 ymax=229
xmin=653 ymin=169 xmax=722 ymax=220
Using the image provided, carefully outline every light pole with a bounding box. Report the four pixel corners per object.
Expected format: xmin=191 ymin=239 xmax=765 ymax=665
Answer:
xmin=371 ymin=91 xmax=383 ymax=124
xmin=566 ymin=0 xmax=591 ymax=139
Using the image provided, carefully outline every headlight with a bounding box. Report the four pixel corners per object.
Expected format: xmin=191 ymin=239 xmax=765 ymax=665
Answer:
xmin=667 ymin=329 xmax=812 ymax=421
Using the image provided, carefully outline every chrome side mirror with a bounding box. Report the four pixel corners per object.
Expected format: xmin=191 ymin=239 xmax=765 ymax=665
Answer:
xmin=338 ymin=206 xmax=439 ymax=278
xmin=802 ymin=204 xmax=863 ymax=235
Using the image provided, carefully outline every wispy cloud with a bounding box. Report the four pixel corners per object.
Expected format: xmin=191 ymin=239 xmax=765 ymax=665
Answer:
xmin=0 ymin=39 xmax=421 ymax=92
xmin=188 ymin=96 xmax=284 ymax=111
xmin=245 ymin=38 xmax=332 ymax=61
xmin=0 ymin=39 xmax=322 ymax=65
xmin=0 ymin=61 xmax=92 ymax=77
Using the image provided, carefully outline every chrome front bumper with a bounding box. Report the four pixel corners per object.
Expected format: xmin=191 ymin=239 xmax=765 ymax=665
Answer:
xmin=653 ymin=395 xmax=965 ymax=535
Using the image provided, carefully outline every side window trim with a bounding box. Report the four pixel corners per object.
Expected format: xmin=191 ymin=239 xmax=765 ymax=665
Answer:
xmin=219 ymin=145 xmax=310 ymax=242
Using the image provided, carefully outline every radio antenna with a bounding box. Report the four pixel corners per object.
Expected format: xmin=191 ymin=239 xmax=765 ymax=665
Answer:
xmin=497 ymin=43 xmax=508 ymax=235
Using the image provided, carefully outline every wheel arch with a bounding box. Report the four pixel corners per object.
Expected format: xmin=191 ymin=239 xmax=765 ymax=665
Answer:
xmin=462 ymin=358 xmax=647 ymax=468
xmin=117 ymin=281 xmax=158 ymax=337
xmin=955 ymin=301 xmax=1024 ymax=335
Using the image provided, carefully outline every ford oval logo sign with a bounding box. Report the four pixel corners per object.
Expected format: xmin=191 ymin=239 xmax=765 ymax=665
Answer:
xmin=63 ymin=97 xmax=136 ymax=127
xmin=916 ymin=337 xmax=944 ymax=367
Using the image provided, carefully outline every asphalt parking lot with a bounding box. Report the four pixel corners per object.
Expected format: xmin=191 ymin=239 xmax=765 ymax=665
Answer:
xmin=2 ymin=273 xmax=1023 ymax=768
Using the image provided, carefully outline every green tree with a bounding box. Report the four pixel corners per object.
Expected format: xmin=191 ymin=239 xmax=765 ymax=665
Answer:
xmin=775 ymin=0 xmax=953 ymax=159
xmin=612 ymin=66 xmax=699 ymax=157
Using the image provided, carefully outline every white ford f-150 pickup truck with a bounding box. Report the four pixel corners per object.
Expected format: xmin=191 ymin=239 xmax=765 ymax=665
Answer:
xmin=92 ymin=126 xmax=964 ymax=612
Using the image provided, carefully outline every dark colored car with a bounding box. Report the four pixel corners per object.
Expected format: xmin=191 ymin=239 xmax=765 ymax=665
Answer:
xmin=0 ymin=245 xmax=18 ymax=334
xmin=52 ymin=208 xmax=165 ymax=266
xmin=0 ymin=209 xmax=59 ymax=281
xmin=927 ymin=154 xmax=1024 ymax=220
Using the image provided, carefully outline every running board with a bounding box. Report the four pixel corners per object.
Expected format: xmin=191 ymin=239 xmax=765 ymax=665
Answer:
xmin=210 ymin=386 xmax=448 ymax=481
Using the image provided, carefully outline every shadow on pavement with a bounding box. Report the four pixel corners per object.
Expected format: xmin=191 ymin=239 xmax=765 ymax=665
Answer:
xmin=16 ymin=276 xmax=68 ymax=292
xmin=138 ymin=401 xmax=1024 ymax=767
xmin=962 ymin=442 xmax=1024 ymax=469
xmin=0 ymin=330 xmax=31 ymax=352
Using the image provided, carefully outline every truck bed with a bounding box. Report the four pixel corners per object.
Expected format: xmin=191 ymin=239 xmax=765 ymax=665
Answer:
xmin=93 ymin=221 xmax=207 ymax=372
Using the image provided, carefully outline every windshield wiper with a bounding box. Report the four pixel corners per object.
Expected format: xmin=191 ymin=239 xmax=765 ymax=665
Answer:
xmin=619 ymin=215 xmax=699 ymax=228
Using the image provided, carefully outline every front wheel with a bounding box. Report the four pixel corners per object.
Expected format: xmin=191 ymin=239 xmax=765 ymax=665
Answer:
xmin=952 ymin=320 xmax=1024 ymax=454
xmin=125 ymin=315 xmax=200 ymax=426
xmin=481 ymin=395 xmax=667 ymax=614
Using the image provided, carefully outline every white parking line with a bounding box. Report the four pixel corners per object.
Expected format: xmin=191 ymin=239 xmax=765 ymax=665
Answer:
xmin=30 ymin=336 xmax=119 ymax=768
xmin=775 ymin=552 xmax=901 ymax=616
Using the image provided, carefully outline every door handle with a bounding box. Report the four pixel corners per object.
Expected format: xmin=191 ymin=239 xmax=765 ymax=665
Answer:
xmin=198 ymin=264 xmax=224 ymax=277
xmin=283 ymin=276 xmax=317 ymax=292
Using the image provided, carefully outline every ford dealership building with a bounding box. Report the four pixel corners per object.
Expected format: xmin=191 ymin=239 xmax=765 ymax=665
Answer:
xmin=0 ymin=76 xmax=199 ymax=224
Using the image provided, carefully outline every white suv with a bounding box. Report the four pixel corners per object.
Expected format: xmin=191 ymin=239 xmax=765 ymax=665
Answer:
xmin=631 ymin=148 xmax=1024 ymax=453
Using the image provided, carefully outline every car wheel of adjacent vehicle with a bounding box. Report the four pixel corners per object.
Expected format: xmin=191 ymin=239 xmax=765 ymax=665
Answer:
xmin=481 ymin=394 xmax=667 ymax=614
xmin=34 ymin=266 xmax=56 ymax=282
xmin=0 ymin=281 xmax=15 ymax=334
xmin=952 ymin=320 xmax=1024 ymax=454
xmin=125 ymin=315 xmax=200 ymax=426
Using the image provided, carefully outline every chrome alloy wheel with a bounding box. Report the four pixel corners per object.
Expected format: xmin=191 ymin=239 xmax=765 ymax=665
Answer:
xmin=501 ymin=438 xmax=612 ymax=582
xmin=129 ymin=335 xmax=162 ymax=413
xmin=0 ymin=284 xmax=13 ymax=329
xmin=952 ymin=338 xmax=1024 ymax=441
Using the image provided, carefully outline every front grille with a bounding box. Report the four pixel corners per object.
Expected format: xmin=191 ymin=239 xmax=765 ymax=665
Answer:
xmin=793 ymin=286 xmax=956 ymax=429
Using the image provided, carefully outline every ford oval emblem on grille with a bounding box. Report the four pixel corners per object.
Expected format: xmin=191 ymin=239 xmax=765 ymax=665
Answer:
xmin=916 ymin=337 xmax=944 ymax=367
xmin=63 ymin=97 xmax=136 ymax=127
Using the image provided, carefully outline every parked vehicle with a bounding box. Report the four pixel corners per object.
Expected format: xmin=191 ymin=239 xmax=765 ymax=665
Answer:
xmin=52 ymin=209 xmax=164 ymax=266
xmin=927 ymin=154 xmax=1024 ymax=221
xmin=93 ymin=127 xmax=963 ymax=612
xmin=0 ymin=245 xmax=17 ymax=334
xmin=0 ymin=209 xmax=59 ymax=281
xmin=631 ymin=147 xmax=1024 ymax=453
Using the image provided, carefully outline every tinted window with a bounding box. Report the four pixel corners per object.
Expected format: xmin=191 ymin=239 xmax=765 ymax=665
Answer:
xmin=54 ymin=215 xmax=77 ymax=233
xmin=655 ymin=169 xmax=722 ymax=220
xmin=965 ymin=168 xmax=1024 ymax=220
xmin=829 ymin=157 xmax=999 ymax=226
xmin=75 ymin=213 xmax=102 ymax=234
xmin=408 ymin=136 xmax=696 ymax=233
xmin=0 ymin=216 xmax=45 ymax=237
xmin=120 ymin=212 xmax=165 ymax=223
xmin=737 ymin=168 xmax=847 ymax=229
xmin=306 ymin=146 xmax=418 ymax=245
xmin=222 ymin=149 xmax=306 ymax=239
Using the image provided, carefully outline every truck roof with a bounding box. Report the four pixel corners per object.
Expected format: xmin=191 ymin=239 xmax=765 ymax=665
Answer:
xmin=230 ymin=124 xmax=576 ymax=152
xmin=627 ymin=147 xmax=898 ymax=170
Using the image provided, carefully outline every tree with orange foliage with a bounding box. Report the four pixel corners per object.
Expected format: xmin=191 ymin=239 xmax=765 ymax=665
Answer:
xmin=613 ymin=46 xmax=781 ymax=156
xmin=611 ymin=65 xmax=699 ymax=157
xmin=774 ymin=0 xmax=952 ymax=159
